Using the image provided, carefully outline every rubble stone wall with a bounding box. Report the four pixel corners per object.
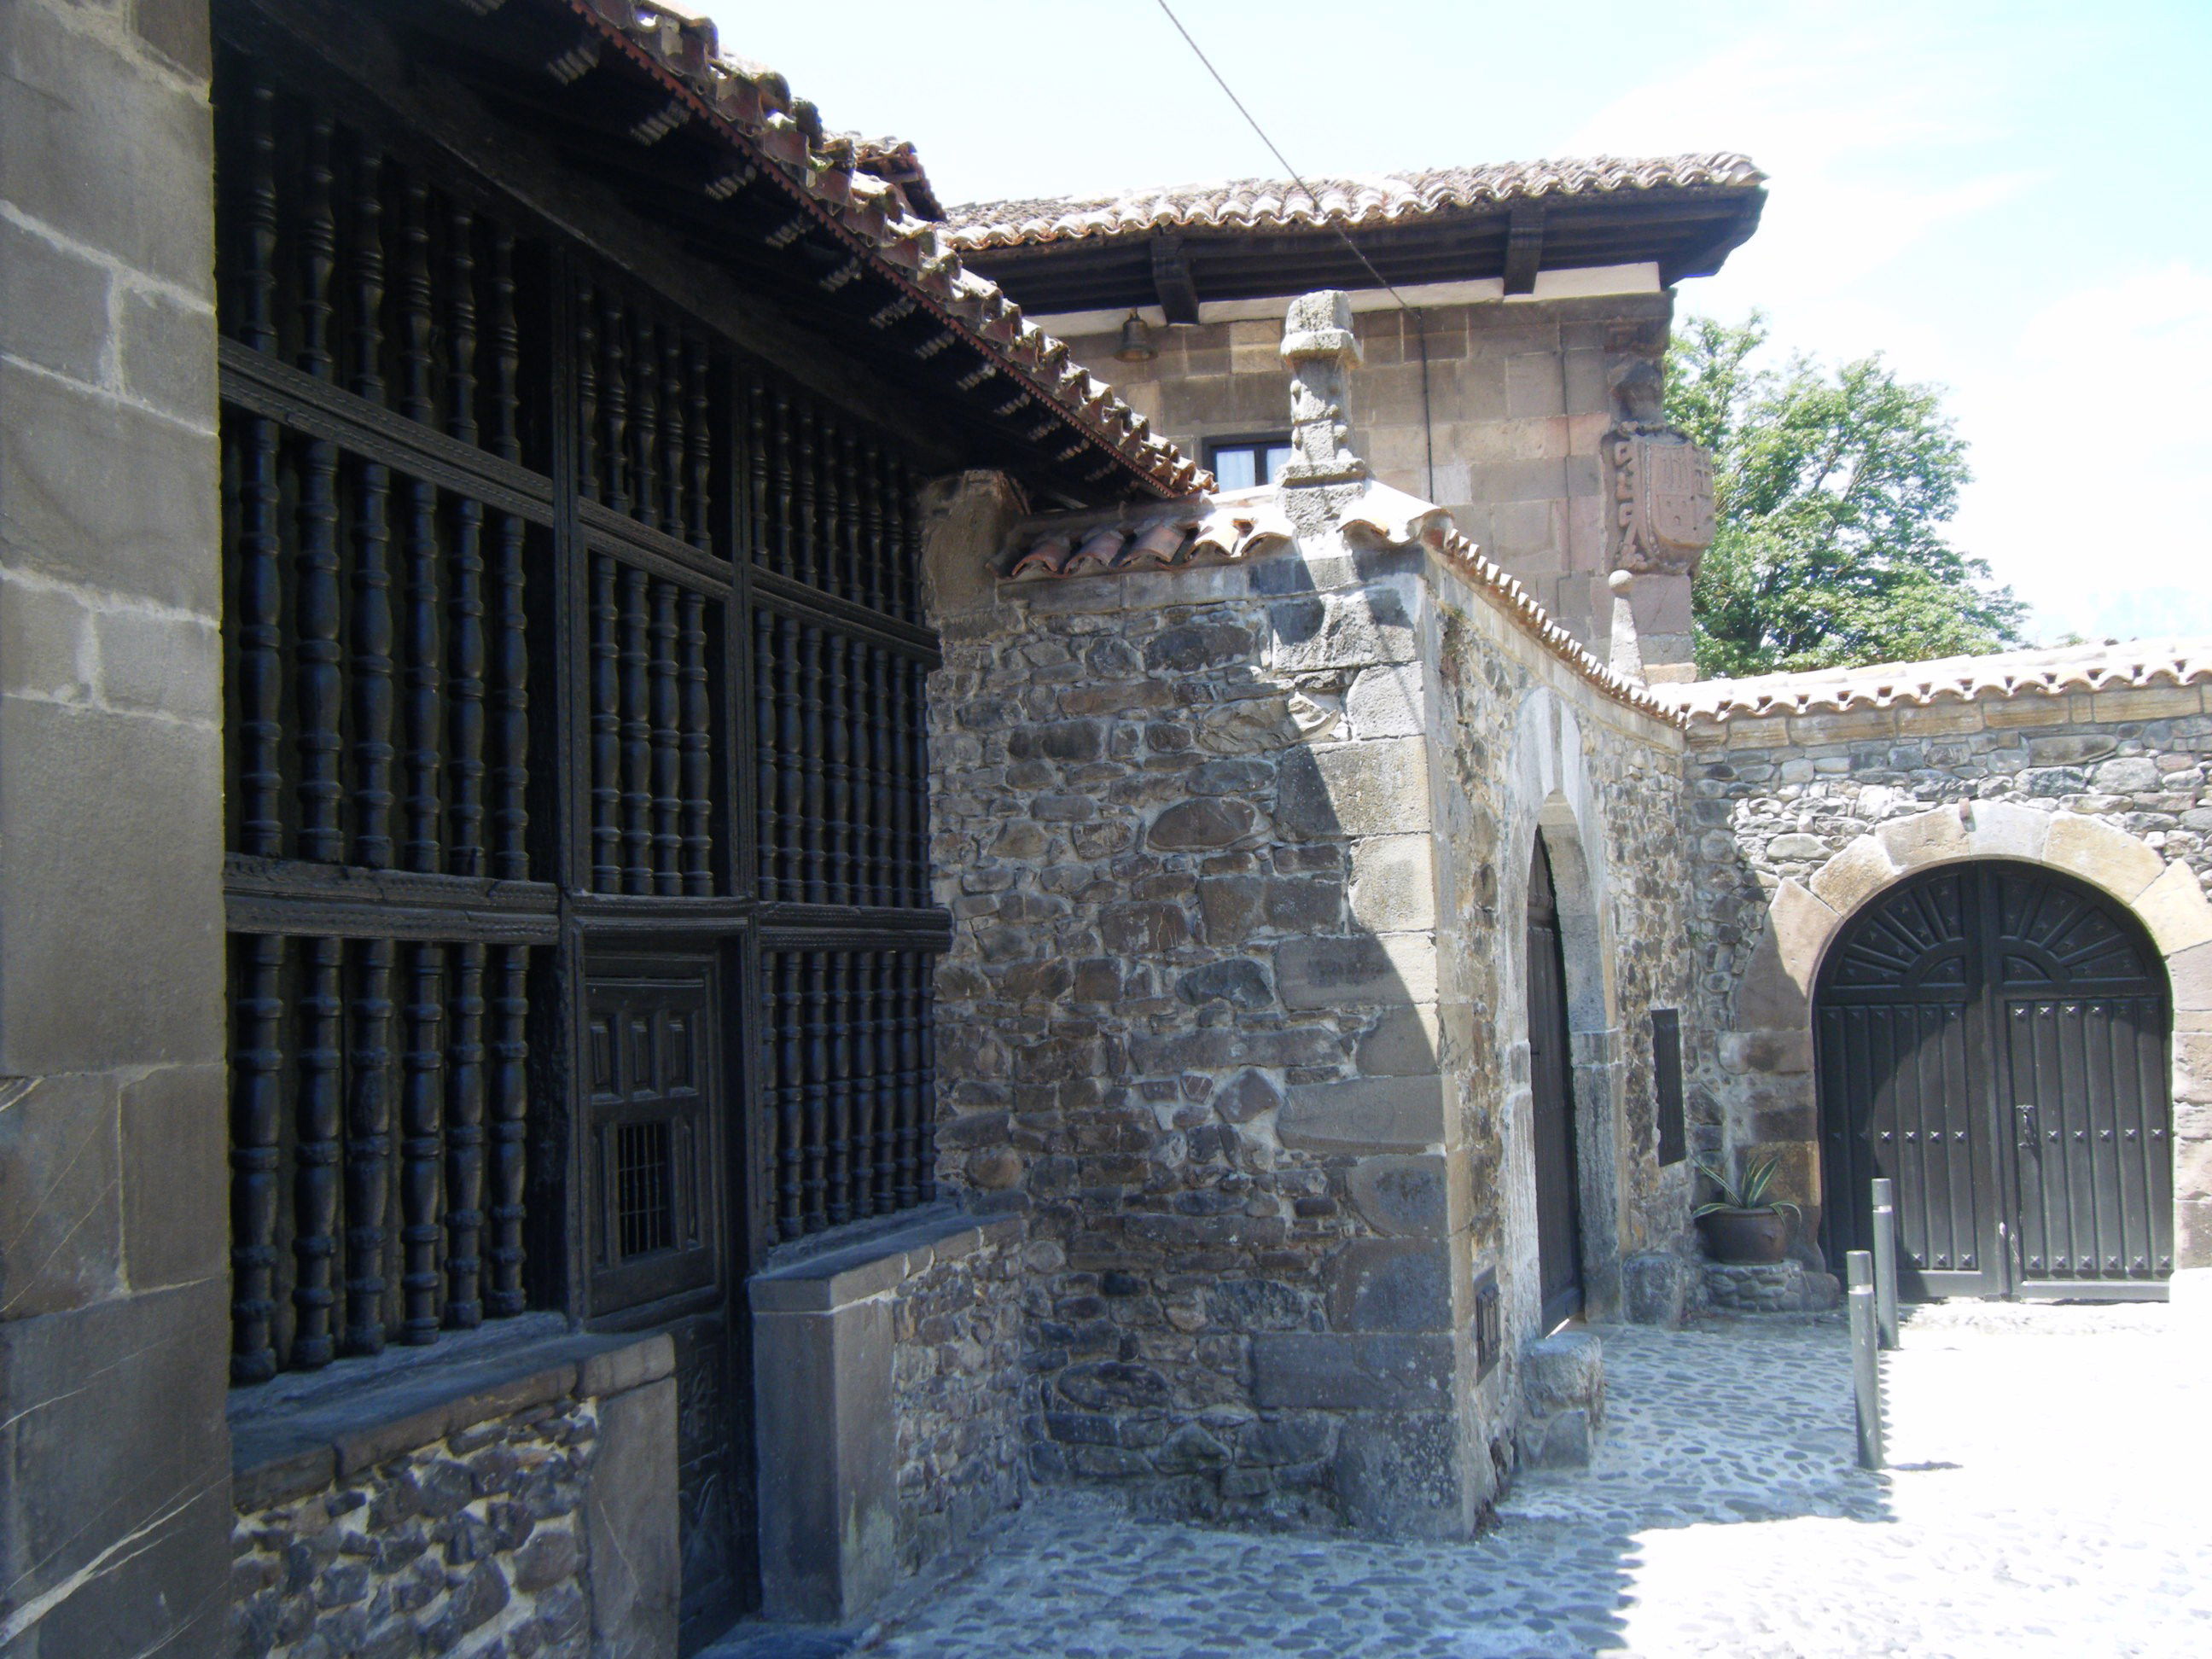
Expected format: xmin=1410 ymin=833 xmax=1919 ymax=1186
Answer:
xmin=925 ymin=493 xmax=1697 ymax=1531
xmin=1684 ymin=685 xmax=2212 ymax=1260
xmin=231 ymin=1399 xmax=600 ymax=1659
xmin=890 ymin=1223 xmax=1030 ymax=1577
xmin=1423 ymin=556 xmax=1696 ymax=1370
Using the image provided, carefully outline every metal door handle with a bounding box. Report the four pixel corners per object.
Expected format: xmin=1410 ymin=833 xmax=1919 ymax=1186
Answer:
xmin=2016 ymin=1103 xmax=2036 ymax=1150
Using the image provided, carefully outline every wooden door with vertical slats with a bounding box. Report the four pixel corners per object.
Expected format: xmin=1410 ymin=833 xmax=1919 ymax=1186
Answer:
xmin=1816 ymin=860 xmax=2172 ymax=1301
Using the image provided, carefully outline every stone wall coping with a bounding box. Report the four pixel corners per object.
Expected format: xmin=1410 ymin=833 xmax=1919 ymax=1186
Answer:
xmin=748 ymin=1208 xmax=1025 ymax=1314
xmin=228 ymin=1324 xmax=674 ymax=1511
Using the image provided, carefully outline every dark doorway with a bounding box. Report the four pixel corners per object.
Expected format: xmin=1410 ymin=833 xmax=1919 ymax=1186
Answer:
xmin=1528 ymin=836 xmax=1585 ymax=1329
xmin=1816 ymin=860 xmax=2173 ymax=1301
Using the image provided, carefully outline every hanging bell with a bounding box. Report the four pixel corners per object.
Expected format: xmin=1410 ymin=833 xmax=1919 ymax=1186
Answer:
xmin=1114 ymin=311 xmax=1157 ymax=364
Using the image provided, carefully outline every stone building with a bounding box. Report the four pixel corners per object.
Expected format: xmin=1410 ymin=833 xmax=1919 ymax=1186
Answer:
xmin=947 ymin=158 xmax=1762 ymax=675
xmin=3 ymin=3 xmax=2209 ymax=1656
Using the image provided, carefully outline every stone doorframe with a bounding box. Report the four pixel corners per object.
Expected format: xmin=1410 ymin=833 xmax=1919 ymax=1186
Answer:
xmin=1503 ymin=690 xmax=1631 ymax=1324
xmin=1725 ymin=800 xmax=2212 ymax=1290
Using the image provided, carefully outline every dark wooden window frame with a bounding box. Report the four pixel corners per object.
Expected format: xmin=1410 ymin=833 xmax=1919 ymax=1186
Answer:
xmin=1203 ymin=432 xmax=1295 ymax=492
xmin=1651 ymin=1007 xmax=1685 ymax=1167
xmin=213 ymin=25 xmax=952 ymax=1383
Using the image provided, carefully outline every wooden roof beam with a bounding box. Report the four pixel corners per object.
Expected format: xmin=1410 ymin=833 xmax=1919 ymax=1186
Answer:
xmin=1150 ymin=233 xmax=1201 ymax=324
xmin=1502 ymin=201 xmax=1545 ymax=296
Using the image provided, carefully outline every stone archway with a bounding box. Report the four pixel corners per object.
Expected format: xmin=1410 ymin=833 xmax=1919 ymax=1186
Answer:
xmin=1723 ymin=800 xmax=2212 ymax=1288
xmin=1505 ymin=690 xmax=1630 ymax=1321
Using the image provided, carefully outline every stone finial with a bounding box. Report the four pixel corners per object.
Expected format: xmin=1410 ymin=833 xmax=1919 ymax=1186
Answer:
xmin=1278 ymin=290 xmax=1367 ymax=486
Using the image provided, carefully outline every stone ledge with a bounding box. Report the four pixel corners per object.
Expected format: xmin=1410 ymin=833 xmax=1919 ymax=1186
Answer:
xmin=228 ymin=1322 xmax=674 ymax=1511
xmin=749 ymin=1207 xmax=1024 ymax=1314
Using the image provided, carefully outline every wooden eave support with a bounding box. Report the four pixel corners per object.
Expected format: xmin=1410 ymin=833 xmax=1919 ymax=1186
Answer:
xmin=1502 ymin=201 xmax=1545 ymax=296
xmin=1150 ymin=232 xmax=1201 ymax=325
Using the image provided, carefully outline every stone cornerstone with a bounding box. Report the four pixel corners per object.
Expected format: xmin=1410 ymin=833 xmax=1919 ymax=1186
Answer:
xmin=923 ymin=293 xmax=1698 ymax=1534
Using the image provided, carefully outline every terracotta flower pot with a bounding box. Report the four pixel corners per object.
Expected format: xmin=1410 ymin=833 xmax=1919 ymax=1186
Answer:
xmin=1697 ymin=1207 xmax=1792 ymax=1265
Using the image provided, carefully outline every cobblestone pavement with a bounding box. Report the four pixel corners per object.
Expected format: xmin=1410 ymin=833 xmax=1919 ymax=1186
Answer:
xmin=854 ymin=1304 xmax=2212 ymax=1657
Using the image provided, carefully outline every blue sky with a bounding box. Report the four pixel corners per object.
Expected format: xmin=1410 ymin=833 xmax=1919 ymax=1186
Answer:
xmin=701 ymin=0 xmax=2212 ymax=644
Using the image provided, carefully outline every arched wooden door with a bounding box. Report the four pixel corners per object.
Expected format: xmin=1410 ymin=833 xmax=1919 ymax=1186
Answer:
xmin=1528 ymin=838 xmax=1584 ymax=1328
xmin=1816 ymin=860 xmax=2173 ymax=1301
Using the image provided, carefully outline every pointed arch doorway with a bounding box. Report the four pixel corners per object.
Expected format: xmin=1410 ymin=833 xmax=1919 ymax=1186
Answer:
xmin=1816 ymin=859 xmax=2174 ymax=1301
xmin=1528 ymin=836 xmax=1585 ymax=1329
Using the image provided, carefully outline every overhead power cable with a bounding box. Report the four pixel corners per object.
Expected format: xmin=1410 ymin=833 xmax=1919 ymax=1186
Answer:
xmin=1150 ymin=0 xmax=1436 ymax=499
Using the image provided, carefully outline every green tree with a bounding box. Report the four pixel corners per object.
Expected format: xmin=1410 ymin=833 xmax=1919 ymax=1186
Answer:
xmin=1666 ymin=312 xmax=2025 ymax=678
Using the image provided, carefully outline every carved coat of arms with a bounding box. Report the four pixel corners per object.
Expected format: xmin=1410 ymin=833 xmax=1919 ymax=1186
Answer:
xmin=1610 ymin=428 xmax=1716 ymax=575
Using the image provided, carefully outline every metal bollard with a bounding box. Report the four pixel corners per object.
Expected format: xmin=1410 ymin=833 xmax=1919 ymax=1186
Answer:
xmin=1847 ymin=1250 xmax=1884 ymax=1470
xmin=1871 ymin=1177 xmax=1901 ymax=1350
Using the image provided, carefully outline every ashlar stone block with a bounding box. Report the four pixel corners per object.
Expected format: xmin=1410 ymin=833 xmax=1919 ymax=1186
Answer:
xmin=1276 ymin=737 xmax=1432 ymax=841
xmin=1808 ymin=836 xmax=1896 ymax=914
xmin=2137 ymin=861 xmax=2212 ymax=958
xmin=1349 ymin=834 xmax=1437 ymax=932
xmin=1278 ymin=1074 xmax=1444 ymax=1153
xmin=2044 ymin=812 xmax=2167 ymax=902
xmin=1277 ymin=933 xmax=1438 ymax=1009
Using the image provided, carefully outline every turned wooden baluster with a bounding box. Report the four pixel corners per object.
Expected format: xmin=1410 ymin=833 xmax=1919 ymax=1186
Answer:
xmin=575 ymin=275 xmax=599 ymax=499
xmin=485 ymin=945 xmax=531 ymax=1316
xmin=859 ymin=439 xmax=887 ymax=614
xmin=447 ymin=203 xmax=479 ymax=447
xmin=294 ymin=114 xmax=345 ymax=860
xmin=754 ymin=608 xmax=777 ymax=902
xmin=771 ymin=382 xmax=795 ymax=578
xmin=847 ymin=640 xmax=874 ymax=905
xmin=679 ymin=591 xmax=713 ymax=894
xmin=824 ymin=632 xmax=852 ymax=905
xmin=398 ymin=178 xmax=435 ymax=423
xmin=290 ymin=935 xmax=345 ymax=1369
xmin=826 ymin=952 xmax=853 ymax=1226
xmin=793 ymin=402 xmax=818 ymax=587
xmin=853 ymin=951 xmax=881 ymax=1216
xmin=759 ymin=956 xmax=782 ymax=1241
xmin=234 ymin=80 xmax=284 ymax=856
xmin=775 ymin=615 xmax=802 ymax=899
xmin=588 ymin=555 xmax=621 ymax=890
xmin=345 ymin=141 xmax=399 ymax=870
xmin=800 ymin=624 xmax=826 ymax=903
xmin=867 ymin=650 xmax=894 ymax=911
xmin=840 ymin=430 xmax=864 ymax=602
xmin=894 ymin=949 xmax=922 ymax=1208
xmin=649 ymin=579 xmax=683 ymax=894
xmin=872 ymin=951 xmax=899 ymax=1211
xmin=345 ymin=938 xmax=396 ymax=1354
xmin=399 ymin=471 xmax=444 ymax=875
xmin=489 ymin=229 xmax=521 ymax=465
xmin=444 ymin=942 xmax=487 ymax=1329
xmin=351 ymin=138 xmax=387 ymax=405
xmin=905 ymin=657 xmax=929 ymax=902
xmin=661 ymin=326 xmax=687 ymax=539
xmin=398 ymin=941 xmax=445 ymax=1343
xmin=230 ymin=933 xmax=285 ymax=1382
xmin=818 ymin=412 xmax=843 ymax=601
xmin=887 ymin=649 xmax=913 ymax=905
xmin=620 ymin=567 xmax=654 ymax=893
xmin=774 ymin=952 xmax=805 ymax=1237
xmin=687 ymin=343 xmax=713 ymax=554
xmin=631 ymin=311 xmax=660 ymax=528
xmin=351 ymin=455 xmax=397 ymax=871
xmin=446 ymin=492 xmax=486 ymax=876
xmin=490 ymin=512 xmax=530 ymax=880
xmin=802 ymin=952 xmax=830 ymax=1230
xmin=600 ymin=287 xmax=630 ymax=515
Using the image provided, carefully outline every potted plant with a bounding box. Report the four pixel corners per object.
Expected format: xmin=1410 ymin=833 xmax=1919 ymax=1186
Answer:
xmin=1693 ymin=1153 xmax=1801 ymax=1265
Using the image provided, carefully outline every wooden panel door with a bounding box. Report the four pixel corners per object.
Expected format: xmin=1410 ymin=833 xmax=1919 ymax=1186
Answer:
xmin=1528 ymin=839 xmax=1584 ymax=1330
xmin=1816 ymin=861 xmax=2172 ymax=1301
